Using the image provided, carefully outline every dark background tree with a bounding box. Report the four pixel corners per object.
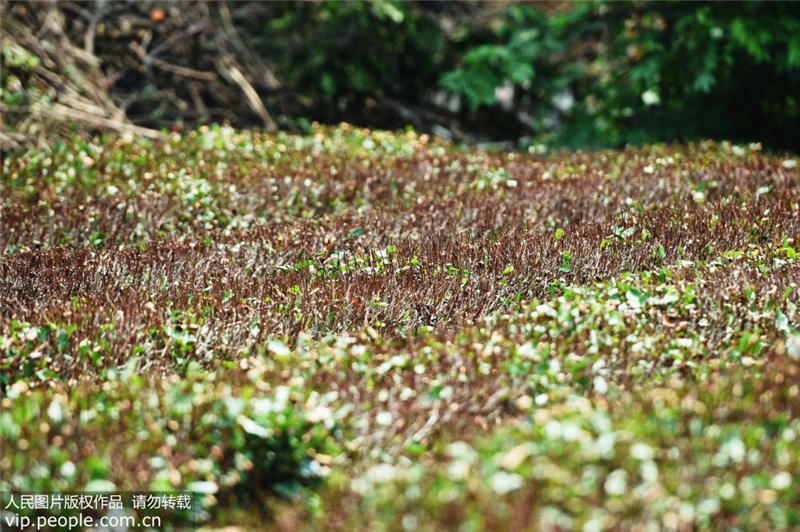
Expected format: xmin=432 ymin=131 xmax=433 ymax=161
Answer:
xmin=2 ymin=0 xmax=799 ymax=151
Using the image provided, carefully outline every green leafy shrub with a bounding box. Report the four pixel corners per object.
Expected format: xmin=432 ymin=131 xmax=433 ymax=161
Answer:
xmin=1 ymin=359 xmax=344 ymax=510
xmin=440 ymin=2 xmax=800 ymax=148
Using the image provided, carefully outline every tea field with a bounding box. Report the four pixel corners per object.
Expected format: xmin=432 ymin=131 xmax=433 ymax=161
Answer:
xmin=2 ymin=125 xmax=799 ymax=530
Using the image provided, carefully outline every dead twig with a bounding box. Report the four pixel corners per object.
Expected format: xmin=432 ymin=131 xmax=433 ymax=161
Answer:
xmin=129 ymin=42 xmax=218 ymax=82
xmin=188 ymin=83 xmax=210 ymax=122
xmin=34 ymin=103 xmax=166 ymax=140
xmin=216 ymin=56 xmax=276 ymax=131
xmin=83 ymin=0 xmax=109 ymax=56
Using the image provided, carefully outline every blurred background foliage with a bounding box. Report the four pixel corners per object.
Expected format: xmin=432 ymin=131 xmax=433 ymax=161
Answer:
xmin=2 ymin=0 xmax=799 ymax=151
